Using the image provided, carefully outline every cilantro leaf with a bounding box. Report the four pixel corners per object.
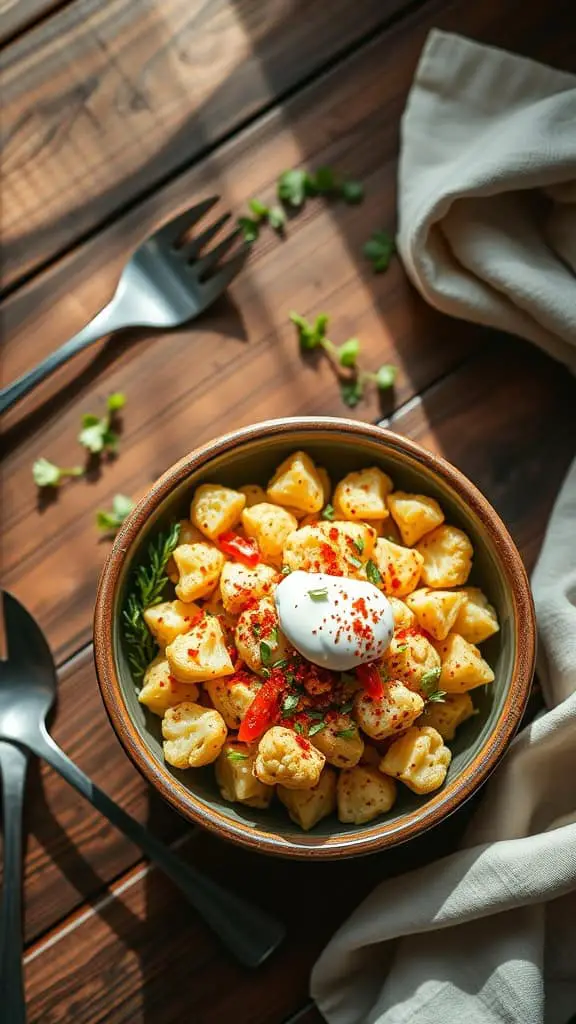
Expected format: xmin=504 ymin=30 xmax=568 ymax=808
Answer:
xmin=366 ymin=559 xmax=382 ymax=586
xmin=335 ymin=727 xmax=357 ymax=739
xmin=268 ymin=205 xmax=286 ymax=232
xmin=375 ymin=365 xmax=397 ymax=390
xmin=321 ymin=503 xmax=335 ymax=521
xmin=32 ymin=458 xmax=83 ymax=488
xmin=363 ymin=230 xmax=396 ymax=273
xmin=96 ymin=493 xmax=134 ymax=533
xmin=310 ymin=166 xmax=339 ymax=195
xmin=282 ymin=694 xmax=300 ymax=716
xmin=308 ymin=587 xmax=328 ymax=601
xmin=340 ymin=377 xmax=364 ymax=407
xmin=289 ymin=311 xmax=329 ymax=351
xmin=306 ymin=710 xmax=325 ymax=720
xmin=308 ymin=721 xmax=327 ymax=737
xmin=226 ymin=750 xmax=249 ymax=761
xmin=260 ymin=640 xmax=273 ymax=667
xmin=420 ymin=667 xmax=442 ymax=696
xmin=341 ymin=180 xmax=364 ymax=204
xmin=277 ymin=169 xmax=309 ymax=207
xmin=238 ymin=216 xmax=260 ymax=244
xmin=78 ymin=394 xmax=125 ymax=455
xmin=248 ymin=198 xmax=269 ymax=219
xmin=337 ymin=337 xmax=360 ymax=368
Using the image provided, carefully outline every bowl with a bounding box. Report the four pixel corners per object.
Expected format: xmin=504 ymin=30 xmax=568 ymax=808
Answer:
xmin=94 ymin=417 xmax=535 ymax=859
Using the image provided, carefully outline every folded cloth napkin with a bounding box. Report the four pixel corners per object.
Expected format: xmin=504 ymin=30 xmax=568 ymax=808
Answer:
xmin=311 ymin=32 xmax=576 ymax=1024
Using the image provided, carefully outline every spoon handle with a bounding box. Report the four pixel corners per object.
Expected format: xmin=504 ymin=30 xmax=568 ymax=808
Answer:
xmin=0 ymin=742 xmax=29 ymax=1024
xmin=32 ymin=726 xmax=284 ymax=968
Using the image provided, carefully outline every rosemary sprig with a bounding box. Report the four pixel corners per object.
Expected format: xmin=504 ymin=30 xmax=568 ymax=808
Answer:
xmin=122 ymin=522 xmax=180 ymax=684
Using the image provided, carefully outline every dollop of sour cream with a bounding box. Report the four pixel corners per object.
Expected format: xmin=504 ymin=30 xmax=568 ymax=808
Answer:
xmin=274 ymin=570 xmax=394 ymax=672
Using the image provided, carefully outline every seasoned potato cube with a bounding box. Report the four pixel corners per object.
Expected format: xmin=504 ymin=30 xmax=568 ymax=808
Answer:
xmin=382 ymin=631 xmax=441 ymax=692
xmin=380 ymin=725 xmax=451 ymax=794
xmin=166 ymin=614 xmax=234 ymax=684
xmin=372 ymin=538 xmax=423 ymax=596
xmin=239 ymin=484 xmax=268 ymax=508
xmin=387 ymin=492 xmax=444 ymax=546
xmin=191 ymin=484 xmax=246 ymax=542
xmin=333 ymin=467 xmax=393 ymax=521
xmin=242 ymin=503 xmax=298 ymax=563
xmin=435 ymin=633 xmax=495 ymax=691
xmin=309 ymin=714 xmax=364 ymax=768
xmin=405 ymin=587 xmax=466 ymax=641
xmin=418 ymin=693 xmax=476 ymax=740
xmin=388 ymin=597 xmax=416 ymax=631
xmin=278 ymin=767 xmax=337 ymax=830
xmin=143 ymin=600 xmax=201 ymax=647
xmin=162 ymin=702 xmax=227 ymax=768
xmin=416 ymin=525 xmax=473 ymax=588
xmin=282 ymin=521 xmax=375 ymax=576
xmin=138 ymin=655 xmax=199 ymax=716
xmin=453 ymin=587 xmax=500 ymax=644
xmin=266 ymin=451 xmax=324 ymax=515
xmin=318 ymin=467 xmax=331 ymax=504
xmin=200 ymin=590 xmax=236 ymax=633
xmin=167 ymin=520 xmax=204 ymax=581
xmin=337 ymin=766 xmax=396 ymax=824
xmin=173 ymin=541 xmax=225 ymax=602
xmin=235 ymin=597 xmax=292 ymax=675
xmin=215 ymin=742 xmax=273 ymax=808
xmin=219 ymin=561 xmax=277 ymax=615
xmin=204 ymin=673 xmax=261 ymax=730
xmin=254 ymin=726 xmax=325 ymax=789
xmin=354 ymin=681 xmax=424 ymax=740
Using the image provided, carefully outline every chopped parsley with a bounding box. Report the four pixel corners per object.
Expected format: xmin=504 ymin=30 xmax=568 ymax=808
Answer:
xmin=308 ymin=721 xmax=327 ymax=737
xmin=396 ymin=643 xmax=408 ymax=653
xmin=308 ymin=587 xmax=329 ymax=601
xmin=335 ymin=727 xmax=357 ymax=739
xmin=32 ymin=458 xmax=83 ymax=488
xmin=293 ymin=721 xmax=305 ymax=735
xmin=96 ymin=494 xmax=134 ymax=534
xmin=282 ymin=694 xmax=300 ymax=716
xmin=353 ymin=537 xmax=364 ymax=555
xmin=348 ymin=554 xmax=362 ymax=569
xmin=281 ymin=565 xmax=292 ymax=575
xmin=78 ymin=392 xmax=126 ymax=455
xmin=363 ymin=230 xmax=396 ymax=273
xmin=339 ymin=700 xmax=355 ymax=714
xmin=226 ymin=750 xmax=249 ymax=762
xmin=321 ymin=503 xmax=335 ymax=521
xmin=337 ymin=337 xmax=360 ymax=368
xmin=420 ymin=666 xmax=442 ymax=693
xmin=259 ymin=641 xmax=273 ymax=667
xmin=366 ymin=559 xmax=383 ymax=586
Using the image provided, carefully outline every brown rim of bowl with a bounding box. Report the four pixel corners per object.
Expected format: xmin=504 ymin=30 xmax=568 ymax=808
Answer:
xmin=94 ymin=417 xmax=536 ymax=858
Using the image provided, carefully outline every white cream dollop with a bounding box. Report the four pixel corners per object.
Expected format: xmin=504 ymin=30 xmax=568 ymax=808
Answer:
xmin=274 ymin=570 xmax=394 ymax=672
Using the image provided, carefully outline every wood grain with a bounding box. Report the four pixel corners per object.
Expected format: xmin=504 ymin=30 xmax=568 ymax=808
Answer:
xmin=0 ymin=0 xmax=413 ymax=288
xmin=0 ymin=0 xmax=69 ymax=46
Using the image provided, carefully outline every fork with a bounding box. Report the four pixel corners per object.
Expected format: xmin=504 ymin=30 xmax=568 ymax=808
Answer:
xmin=0 ymin=198 xmax=247 ymax=415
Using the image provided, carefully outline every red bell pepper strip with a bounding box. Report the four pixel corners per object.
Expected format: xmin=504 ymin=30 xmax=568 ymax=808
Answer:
xmin=218 ymin=530 xmax=260 ymax=567
xmin=238 ymin=678 xmax=282 ymax=743
xmin=356 ymin=662 xmax=385 ymax=699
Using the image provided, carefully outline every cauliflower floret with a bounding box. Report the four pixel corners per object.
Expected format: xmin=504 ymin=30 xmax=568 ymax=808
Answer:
xmin=337 ymin=766 xmax=397 ymax=824
xmin=215 ymin=742 xmax=273 ymax=808
xmin=282 ymin=521 xmax=375 ymax=576
xmin=253 ymin=726 xmax=325 ymax=789
xmin=234 ymin=597 xmax=293 ymax=675
xmin=172 ymin=541 xmax=225 ymax=602
xmin=388 ymin=596 xmax=416 ymax=631
xmin=405 ymin=587 xmax=466 ymax=641
xmin=416 ymin=525 xmax=473 ymax=588
xmin=242 ymin=502 xmax=298 ymax=563
xmin=162 ymin=702 xmax=227 ymax=768
xmin=453 ymin=587 xmax=500 ymax=644
xmin=333 ymin=467 xmax=393 ymax=521
xmin=278 ymin=767 xmax=337 ymax=830
xmin=309 ymin=714 xmax=364 ymax=768
xmin=266 ymin=450 xmax=325 ymax=515
xmin=371 ymin=538 xmax=423 ymax=596
xmin=138 ymin=655 xmax=199 ymax=716
xmin=167 ymin=520 xmax=204 ymax=581
xmin=354 ymin=681 xmax=424 ymax=739
xmin=386 ymin=491 xmax=444 ymax=546
xmin=204 ymin=673 xmax=261 ymax=729
xmin=382 ymin=631 xmax=441 ymax=693
xmin=379 ymin=725 xmax=451 ymax=794
xmin=166 ymin=613 xmax=234 ymax=684
xmin=143 ymin=599 xmax=201 ymax=647
xmin=436 ymin=633 xmax=495 ymax=691
xmin=418 ymin=693 xmax=476 ymax=740
xmin=191 ymin=483 xmax=246 ymax=542
xmin=219 ymin=561 xmax=277 ymax=615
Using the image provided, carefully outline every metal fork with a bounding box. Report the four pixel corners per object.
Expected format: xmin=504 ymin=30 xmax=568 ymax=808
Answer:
xmin=0 ymin=198 xmax=248 ymax=415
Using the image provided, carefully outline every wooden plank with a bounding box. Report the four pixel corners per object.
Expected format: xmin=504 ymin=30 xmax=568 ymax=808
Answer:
xmin=0 ymin=0 xmax=68 ymax=46
xmin=0 ymin=0 xmax=413 ymax=288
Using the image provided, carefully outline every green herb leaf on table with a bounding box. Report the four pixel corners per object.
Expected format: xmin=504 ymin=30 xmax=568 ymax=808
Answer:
xmin=374 ymin=365 xmax=397 ymax=390
xmin=289 ymin=310 xmax=329 ymax=351
xmin=277 ymin=169 xmax=310 ymax=207
xmin=308 ymin=587 xmax=329 ymax=601
xmin=32 ymin=458 xmax=83 ymax=488
xmin=308 ymin=721 xmax=327 ymax=737
xmin=78 ymin=392 xmax=126 ymax=455
xmin=310 ymin=166 xmax=340 ymax=195
xmin=337 ymin=337 xmax=360 ymax=368
xmin=321 ymin=503 xmax=335 ymax=521
xmin=96 ymin=494 xmax=134 ymax=534
xmin=335 ymin=727 xmax=357 ymax=739
xmin=238 ymin=217 xmax=260 ymax=244
xmin=341 ymin=180 xmax=364 ymax=204
xmin=366 ymin=559 xmax=383 ymax=586
xmin=268 ymin=205 xmax=287 ymax=232
xmin=363 ymin=230 xmax=396 ymax=273
xmin=106 ymin=392 xmax=126 ymax=412
xmin=227 ymin=750 xmax=249 ymax=761
xmin=340 ymin=377 xmax=364 ymax=407
xmin=248 ymin=198 xmax=269 ymax=219
xmin=122 ymin=522 xmax=180 ymax=684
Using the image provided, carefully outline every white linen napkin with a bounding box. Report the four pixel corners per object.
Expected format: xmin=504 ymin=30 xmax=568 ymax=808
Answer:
xmin=312 ymin=32 xmax=576 ymax=1024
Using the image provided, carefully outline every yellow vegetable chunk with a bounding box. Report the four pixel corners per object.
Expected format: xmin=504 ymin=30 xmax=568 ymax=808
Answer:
xmin=282 ymin=521 xmax=375 ymax=576
xmin=372 ymin=538 xmax=423 ymax=597
xmin=167 ymin=520 xmax=204 ymax=581
xmin=318 ymin=466 xmax=331 ymax=504
xmin=278 ymin=768 xmax=337 ymax=831
xmin=235 ymin=597 xmax=292 ymax=675
xmin=165 ymin=614 xmax=234 ymax=684
xmin=354 ymin=681 xmax=424 ymax=740
xmin=309 ymin=714 xmax=364 ymax=768
xmin=162 ymin=702 xmax=227 ymax=768
xmin=239 ymin=484 xmax=268 ymax=508
xmin=387 ymin=491 xmax=445 ymax=546
xmin=453 ymin=587 xmax=500 ymax=644
xmin=242 ymin=502 xmax=298 ymax=563
xmin=266 ymin=450 xmax=325 ymax=515
xmin=405 ymin=587 xmax=466 ymax=641
xmin=418 ymin=693 xmax=476 ymax=740
xmin=388 ymin=597 xmax=416 ymax=631
xmin=435 ymin=633 xmax=495 ymax=691
xmin=380 ymin=725 xmax=451 ymax=794
xmin=138 ymin=655 xmax=199 ymax=716
xmin=416 ymin=525 xmax=473 ymax=588
xmin=191 ymin=483 xmax=246 ymax=542
xmin=333 ymin=467 xmax=393 ymax=521
xmin=337 ymin=766 xmax=396 ymax=824
xmin=219 ymin=561 xmax=277 ymax=615
xmin=204 ymin=674 xmax=261 ymax=730
xmin=382 ymin=631 xmax=441 ymax=692
xmin=173 ymin=541 xmax=225 ymax=602
xmin=215 ymin=742 xmax=274 ymax=808
xmin=254 ymin=727 xmax=325 ymax=789
xmin=143 ymin=600 xmax=201 ymax=647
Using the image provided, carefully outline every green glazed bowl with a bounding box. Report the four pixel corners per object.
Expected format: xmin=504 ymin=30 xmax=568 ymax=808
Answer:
xmin=94 ymin=417 xmax=535 ymax=859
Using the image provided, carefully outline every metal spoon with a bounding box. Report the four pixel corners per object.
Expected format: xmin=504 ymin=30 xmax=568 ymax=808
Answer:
xmin=0 ymin=740 xmax=29 ymax=1024
xmin=0 ymin=590 xmax=285 ymax=1020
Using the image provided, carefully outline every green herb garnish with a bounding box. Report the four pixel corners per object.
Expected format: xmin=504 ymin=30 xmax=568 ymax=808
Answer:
xmin=335 ymin=727 xmax=357 ymax=739
xmin=238 ymin=216 xmax=260 ymax=243
xmin=281 ymin=565 xmax=292 ymax=575
xmin=293 ymin=721 xmax=304 ymax=735
xmin=396 ymin=643 xmax=408 ymax=653
xmin=348 ymin=554 xmax=362 ymax=569
xmin=289 ymin=311 xmax=330 ymax=352
xmin=366 ymin=559 xmax=382 ymax=586
xmin=420 ymin=666 xmax=443 ymax=697
xmin=32 ymin=458 xmax=83 ymax=488
xmin=227 ymin=750 xmax=249 ymax=762
xmin=341 ymin=180 xmax=364 ymax=204
xmin=308 ymin=587 xmax=329 ymax=601
xmin=426 ymin=690 xmax=447 ymax=704
xmin=373 ymin=365 xmax=397 ymax=390
xmin=321 ymin=503 xmax=335 ymax=521
xmin=268 ymin=205 xmax=286 ymax=232
xmin=353 ymin=537 xmax=364 ymax=555
xmin=260 ymin=640 xmax=273 ymax=667
xmin=308 ymin=721 xmax=327 ymax=737
xmin=123 ymin=522 xmax=180 ymax=684
xmin=306 ymin=710 xmax=325 ymax=720
xmin=272 ymin=658 xmax=289 ymax=670
xmin=282 ymin=694 xmax=300 ymax=716
xmin=337 ymin=337 xmax=360 ymax=368
xmin=339 ymin=700 xmax=355 ymax=714
xmin=277 ymin=168 xmax=310 ymax=207
xmin=78 ymin=392 xmax=126 ymax=455
xmin=340 ymin=377 xmax=364 ymax=408
xmin=363 ymin=230 xmax=396 ymax=273
xmin=96 ymin=494 xmax=134 ymax=534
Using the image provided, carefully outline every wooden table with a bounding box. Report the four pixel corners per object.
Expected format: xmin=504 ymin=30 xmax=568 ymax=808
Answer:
xmin=1 ymin=1 xmax=575 ymax=1020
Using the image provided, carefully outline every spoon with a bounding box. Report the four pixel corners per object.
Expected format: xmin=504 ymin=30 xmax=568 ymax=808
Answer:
xmin=0 ymin=740 xmax=29 ymax=1024
xmin=0 ymin=590 xmax=285 ymax=1019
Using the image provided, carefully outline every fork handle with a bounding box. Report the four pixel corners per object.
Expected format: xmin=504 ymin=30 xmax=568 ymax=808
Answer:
xmin=0 ymin=742 xmax=29 ymax=1024
xmin=0 ymin=303 xmax=116 ymax=416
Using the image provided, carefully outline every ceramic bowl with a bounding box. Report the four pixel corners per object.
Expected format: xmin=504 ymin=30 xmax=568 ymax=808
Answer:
xmin=94 ymin=417 xmax=535 ymax=858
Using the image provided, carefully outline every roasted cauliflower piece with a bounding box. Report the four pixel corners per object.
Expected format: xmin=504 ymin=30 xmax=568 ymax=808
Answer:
xmin=386 ymin=491 xmax=445 ymax=546
xmin=172 ymin=541 xmax=225 ymax=602
xmin=380 ymin=725 xmax=451 ymax=794
xmin=405 ymin=587 xmax=466 ymax=641
xmin=453 ymin=587 xmax=500 ymax=644
xmin=354 ymin=681 xmax=424 ymax=740
xmin=219 ymin=561 xmax=277 ymax=615
xmin=418 ymin=692 xmax=476 ymax=740
xmin=309 ymin=714 xmax=364 ymax=768
xmin=388 ymin=596 xmax=417 ymax=631
xmin=278 ymin=767 xmax=337 ymax=830
xmin=138 ymin=655 xmax=199 ymax=716
xmin=162 ymin=702 xmax=227 ymax=768
xmin=253 ymin=726 xmax=325 ymax=789
xmin=215 ymin=742 xmax=274 ymax=808
xmin=165 ymin=614 xmax=234 ymax=684
xmin=282 ymin=520 xmax=375 ymax=575
xmin=416 ymin=525 xmax=473 ymax=588
xmin=204 ymin=673 xmax=261 ymax=729
xmin=191 ymin=483 xmax=246 ymax=542
xmin=143 ymin=599 xmax=201 ymax=647
xmin=167 ymin=520 xmax=204 ymax=581
xmin=382 ymin=631 xmax=441 ymax=692
xmin=372 ymin=537 xmax=423 ymax=596
xmin=436 ymin=633 xmax=495 ymax=691
xmin=337 ymin=766 xmax=397 ymax=823
xmin=242 ymin=502 xmax=298 ymax=563
xmin=234 ymin=597 xmax=292 ymax=675
xmin=333 ymin=467 xmax=393 ymax=521
xmin=266 ymin=450 xmax=325 ymax=515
